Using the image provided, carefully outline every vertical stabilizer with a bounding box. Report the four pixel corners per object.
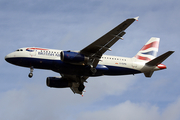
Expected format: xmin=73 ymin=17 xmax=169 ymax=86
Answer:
xmin=134 ymin=37 xmax=160 ymax=61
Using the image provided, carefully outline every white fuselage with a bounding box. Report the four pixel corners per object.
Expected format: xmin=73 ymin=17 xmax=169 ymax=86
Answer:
xmin=5 ymin=47 xmax=164 ymax=77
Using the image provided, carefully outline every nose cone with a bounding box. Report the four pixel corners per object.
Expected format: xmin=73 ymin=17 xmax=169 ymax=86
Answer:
xmin=5 ymin=54 xmax=11 ymax=63
xmin=5 ymin=53 xmax=15 ymax=64
xmin=157 ymin=64 xmax=167 ymax=69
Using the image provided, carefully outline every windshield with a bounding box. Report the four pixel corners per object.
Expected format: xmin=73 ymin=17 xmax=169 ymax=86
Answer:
xmin=16 ymin=49 xmax=23 ymax=51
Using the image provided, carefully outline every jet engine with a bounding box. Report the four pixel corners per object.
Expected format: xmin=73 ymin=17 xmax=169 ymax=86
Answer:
xmin=60 ymin=51 xmax=89 ymax=64
xmin=46 ymin=77 xmax=72 ymax=88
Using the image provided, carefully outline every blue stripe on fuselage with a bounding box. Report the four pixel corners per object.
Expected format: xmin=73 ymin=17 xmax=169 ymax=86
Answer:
xmin=104 ymin=65 xmax=141 ymax=75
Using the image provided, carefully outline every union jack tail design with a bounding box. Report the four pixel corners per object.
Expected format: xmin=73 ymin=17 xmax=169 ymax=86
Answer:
xmin=134 ymin=37 xmax=160 ymax=61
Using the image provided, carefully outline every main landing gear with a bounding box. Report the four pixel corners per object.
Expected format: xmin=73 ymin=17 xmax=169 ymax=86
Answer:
xmin=90 ymin=65 xmax=97 ymax=75
xmin=28 ymin=66 xmax=33 ymax=78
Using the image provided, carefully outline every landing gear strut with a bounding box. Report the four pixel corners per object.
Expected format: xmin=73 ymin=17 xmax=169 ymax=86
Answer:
xmin=28 ymin=66 xmax=33 ymax=78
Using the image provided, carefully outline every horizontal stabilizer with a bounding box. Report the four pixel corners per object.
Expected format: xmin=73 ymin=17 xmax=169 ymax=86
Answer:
xmin=146 ymin=51 xmax=174 ymax=66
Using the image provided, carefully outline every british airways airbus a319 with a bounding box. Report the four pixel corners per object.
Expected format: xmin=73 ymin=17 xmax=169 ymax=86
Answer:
xmin=5 ymin=17 xmax=174 ymax=95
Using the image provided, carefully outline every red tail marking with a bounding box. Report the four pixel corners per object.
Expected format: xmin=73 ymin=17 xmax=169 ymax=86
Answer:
xmin=140 ymin=41 xmax=159 ymax=51
xmin=135 ymin=55 xmax=151 ymax=61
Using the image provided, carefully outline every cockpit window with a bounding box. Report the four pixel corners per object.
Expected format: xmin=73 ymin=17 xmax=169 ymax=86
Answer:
xmin=16 ymin=49 xmax=23 ymax=51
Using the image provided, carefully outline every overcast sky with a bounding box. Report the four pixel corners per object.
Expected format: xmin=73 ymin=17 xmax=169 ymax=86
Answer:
xmin=0 ymin=0 xmax=180 ymax=120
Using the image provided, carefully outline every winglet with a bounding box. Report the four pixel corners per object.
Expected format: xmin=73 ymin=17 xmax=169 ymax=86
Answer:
xmin=134 ymin=16 xmax=139 ymax=21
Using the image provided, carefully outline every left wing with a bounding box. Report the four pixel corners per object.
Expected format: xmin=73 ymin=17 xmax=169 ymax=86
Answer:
xmin=80 ymin=16 xmax=139 ymax=68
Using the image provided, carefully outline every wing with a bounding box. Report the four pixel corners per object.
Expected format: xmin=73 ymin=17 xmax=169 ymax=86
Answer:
xmin=80 ymin=16 xmax=139 ymax=67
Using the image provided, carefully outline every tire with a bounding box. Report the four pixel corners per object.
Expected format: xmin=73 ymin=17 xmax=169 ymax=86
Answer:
xmin=28 ymin=73 xmax=33 ymax=78
xmin=90 ymin=67 xmax=97 ymax=75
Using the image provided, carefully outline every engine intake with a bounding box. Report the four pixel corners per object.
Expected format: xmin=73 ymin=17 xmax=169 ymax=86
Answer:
xmin=46 ymin=77 xmax=72 ymax=88
xmin=60 ymin=51 xmax=89 ymax=64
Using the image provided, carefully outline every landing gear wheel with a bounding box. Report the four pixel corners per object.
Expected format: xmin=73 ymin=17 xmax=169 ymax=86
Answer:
xmin=90 ymin=67 xmax=97 ymax=74
xmin=78 ymin=84 xmax=85 ymax=92
xmin=28 ymin=73 xmax=33 ymax=78
xmin=28 ymin=66 xmax=34 ymax=78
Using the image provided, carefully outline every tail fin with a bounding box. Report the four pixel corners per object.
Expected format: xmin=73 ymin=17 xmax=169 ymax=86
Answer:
xmin=134 ymin=37 xmax=160 ymax=61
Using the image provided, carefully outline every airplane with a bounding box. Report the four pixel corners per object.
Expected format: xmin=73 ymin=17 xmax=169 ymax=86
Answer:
xmin=5 ymin=16 xmax=174 ymax=95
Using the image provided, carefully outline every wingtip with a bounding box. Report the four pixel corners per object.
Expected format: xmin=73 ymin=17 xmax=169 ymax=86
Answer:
xmin=169 ymin=51 xmax=175 ymax=54
xmin=134 ymin=16 xmax=139 ymax=21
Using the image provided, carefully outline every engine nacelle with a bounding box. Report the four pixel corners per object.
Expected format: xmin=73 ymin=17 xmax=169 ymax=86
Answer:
xmin=60 ymin=51 xmax=89 ymax=64
xmin=46 ymin=77 xmax=72 ymax=88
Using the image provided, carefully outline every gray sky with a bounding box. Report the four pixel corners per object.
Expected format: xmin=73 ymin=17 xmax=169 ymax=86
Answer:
xmin=0 ymin=0 xmax=180 ymax=120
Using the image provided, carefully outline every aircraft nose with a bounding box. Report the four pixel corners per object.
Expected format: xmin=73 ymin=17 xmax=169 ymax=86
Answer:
xmin=5 ymin=54 xmax=10 ymax=62
xmin=5 ymin=53 xmax=14 ymax=63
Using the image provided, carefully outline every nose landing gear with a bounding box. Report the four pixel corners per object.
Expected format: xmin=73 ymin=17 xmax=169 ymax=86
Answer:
xmin=28 ymin=66 xmax=34 ymax=78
